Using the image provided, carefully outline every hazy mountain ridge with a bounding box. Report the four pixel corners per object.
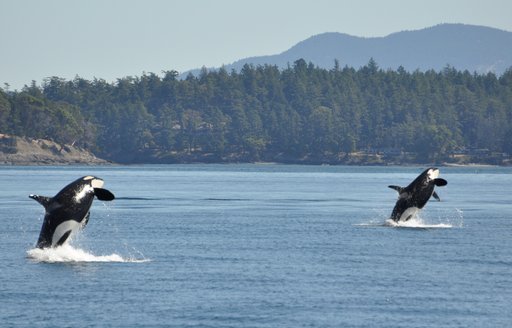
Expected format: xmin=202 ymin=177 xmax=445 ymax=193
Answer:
xmin=2 ymin=23 xmax=512 ymax=165
xmin=184 ymin=24 xmax=512 ymax=76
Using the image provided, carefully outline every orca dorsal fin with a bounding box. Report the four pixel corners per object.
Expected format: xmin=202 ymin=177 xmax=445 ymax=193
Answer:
xmin=388 ymin=185 xmax=404 ymax=193
xmin=29 ymin=195 xmax=52 ymax=209
xmin=432 ymin=191 xmax=441 ymax=201
xmin=434 ymin=178 xmax=448 ymax=187
xmin=94 ymin=188 xmax=115 ymax=201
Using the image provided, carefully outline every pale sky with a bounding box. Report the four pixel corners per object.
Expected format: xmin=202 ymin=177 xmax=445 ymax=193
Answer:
xmin=1 ymin=0 xmax=512 ymax=90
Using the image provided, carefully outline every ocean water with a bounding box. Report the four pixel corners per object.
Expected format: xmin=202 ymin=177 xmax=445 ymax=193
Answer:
xmin=1 ymin=164 xmax=511 ymax=327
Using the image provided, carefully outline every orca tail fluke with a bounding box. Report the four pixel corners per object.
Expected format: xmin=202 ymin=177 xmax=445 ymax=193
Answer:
xmin=94 ymin=188 xmax=115 ymax=201
xmin=29 ymin=195 xmax=52 ymax=209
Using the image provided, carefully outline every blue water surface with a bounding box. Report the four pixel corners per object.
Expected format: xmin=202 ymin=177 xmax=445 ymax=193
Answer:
xmin=1 ymin=165 xmax=511 ymax=327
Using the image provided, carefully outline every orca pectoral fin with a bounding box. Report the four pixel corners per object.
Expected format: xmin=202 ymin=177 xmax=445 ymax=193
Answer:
xmin=432 ymin=191 xmax=441 ymax=201
xmin=388 ymin=185 xmax=404 ymax=193
xmin=82 ymin=212 xmax=91 ymax=228
xmin=29 ymin=195 xmax=52 ymax=209
xmin=434 ymin=178 xmax=448 ymax=187
xmin=94 ymin=188 xmax=115 ymax=201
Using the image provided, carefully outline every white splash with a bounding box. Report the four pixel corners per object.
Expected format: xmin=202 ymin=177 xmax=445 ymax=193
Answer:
xmin=26 ymin=244 xmax=149 ymax=263
xmin=355 ymin=208 xmax=463 ymax=229
xmin=384 ymin=217 xmax=452 ymax=229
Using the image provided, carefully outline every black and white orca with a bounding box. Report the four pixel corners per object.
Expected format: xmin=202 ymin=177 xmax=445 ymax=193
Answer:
xmin=30 ymin=176 xmax=115 ymax=249
xmin=388 ymin=167 xmax=447 ymax=222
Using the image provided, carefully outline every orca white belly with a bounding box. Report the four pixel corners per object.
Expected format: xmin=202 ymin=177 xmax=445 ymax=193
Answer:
xmin=399 ymin=207 xmax=419 ymax=222
xmin=51 ymin=220 xmax=81 ymax=247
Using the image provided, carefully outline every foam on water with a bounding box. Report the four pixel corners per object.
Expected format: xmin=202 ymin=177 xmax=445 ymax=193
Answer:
xmin=356 ymin=208 xmax=464 ymax=229
xmin=384 ymin=217 xmax=452 ymax=229
xmin=26 ymin=244 xmax=149 ymax=263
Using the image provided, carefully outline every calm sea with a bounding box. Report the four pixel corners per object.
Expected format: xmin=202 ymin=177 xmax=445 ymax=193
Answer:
xmin=1 ymin=165 xmax=511 ymax=327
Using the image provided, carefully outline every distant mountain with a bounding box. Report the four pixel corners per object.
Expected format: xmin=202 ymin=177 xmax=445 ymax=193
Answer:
xmin=184 ymin=24 xmax=512 ymax=76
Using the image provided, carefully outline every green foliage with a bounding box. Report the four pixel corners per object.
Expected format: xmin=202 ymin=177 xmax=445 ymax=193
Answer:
xmin=0 ymin=90 xmax=11 ymax=131
xmin=5 ymin=91 xmax=90 ymax=146
xmin=3 ymin=60 xmax=512 ymax=164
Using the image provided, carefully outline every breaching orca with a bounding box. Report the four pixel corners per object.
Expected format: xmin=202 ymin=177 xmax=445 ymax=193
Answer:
xmin=30 ymin=176 xmax=115 ymax=248
xmin=388 ymin=167 xmax=447 ymax=222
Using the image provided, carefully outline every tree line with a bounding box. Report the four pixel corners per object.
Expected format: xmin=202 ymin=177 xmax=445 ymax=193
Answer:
xmin=1 ymin=59 xmax=512 ymax=164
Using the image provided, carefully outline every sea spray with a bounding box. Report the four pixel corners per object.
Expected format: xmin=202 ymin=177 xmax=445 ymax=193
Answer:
xmin=26 ymin=244 xmax=149 ymax=263
xmin=356 ymin=207 xmax=462 ymax=229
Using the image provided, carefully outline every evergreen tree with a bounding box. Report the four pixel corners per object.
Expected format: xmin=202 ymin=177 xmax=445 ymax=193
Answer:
xmin=2 ymin=60 xmax=510 ymax=164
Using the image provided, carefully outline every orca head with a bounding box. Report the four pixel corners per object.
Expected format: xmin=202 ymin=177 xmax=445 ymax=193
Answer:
xmin=426 ymin=167 xmax=440 ymax=181
xmin=425 ymin=168 xmax=448 ymax=187
xmin=83 ymin=176 xmax=105 ymax=189
xmin=83 ymin=176 xmax=115 ymax=201
xmin=414 ymin=167 xmax=440 ymax=187
xmin=71 ymin=176 xmax=100 ymax=203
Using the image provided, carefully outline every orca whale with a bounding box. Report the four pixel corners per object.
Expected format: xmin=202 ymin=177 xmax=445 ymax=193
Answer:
xmin=388 ymin=167 xmax=447 ymax=222
xmin=30 ymin=176 xmax=115 ymax=249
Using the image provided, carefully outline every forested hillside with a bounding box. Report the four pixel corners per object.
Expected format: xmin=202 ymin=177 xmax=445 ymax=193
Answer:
xmin=1 ymin=59 xmax=512 ymax=164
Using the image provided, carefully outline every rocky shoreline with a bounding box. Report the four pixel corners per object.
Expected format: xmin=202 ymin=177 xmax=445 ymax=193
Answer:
xmin=0 ymin=134 xmax=109 ymax=165
xmin=0 ymin=134 xmax=509 ymax=167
